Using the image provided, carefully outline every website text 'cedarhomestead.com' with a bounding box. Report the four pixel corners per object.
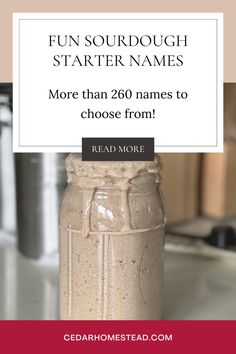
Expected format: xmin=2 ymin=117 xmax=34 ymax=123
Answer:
xmin=64 ymin=333 xmax=173 ymax=342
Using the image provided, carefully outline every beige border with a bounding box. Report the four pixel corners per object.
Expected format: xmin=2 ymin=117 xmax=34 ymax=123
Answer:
xmin=0 ymin=0 xmax=235 ymax=82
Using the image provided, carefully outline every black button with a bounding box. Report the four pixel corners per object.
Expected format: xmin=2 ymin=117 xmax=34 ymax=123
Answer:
xmin=82 ymin=138 xmax=154 ymax=161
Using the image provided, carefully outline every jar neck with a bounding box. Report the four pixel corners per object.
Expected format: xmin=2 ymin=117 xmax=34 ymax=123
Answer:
xmin=67 ymin=172 xmax=160 ymax=190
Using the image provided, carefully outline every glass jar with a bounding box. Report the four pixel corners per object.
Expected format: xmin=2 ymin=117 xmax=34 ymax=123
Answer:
xmin=59 ymin=154 xmax=165 ymax=320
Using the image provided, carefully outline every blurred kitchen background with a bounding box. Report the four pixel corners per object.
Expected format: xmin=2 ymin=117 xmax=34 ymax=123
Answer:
xmin=0 ymin=83 xmax=236 ymax=320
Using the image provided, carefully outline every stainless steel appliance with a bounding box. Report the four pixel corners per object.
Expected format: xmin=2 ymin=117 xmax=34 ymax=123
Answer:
xmin=15 ymin=153 xmax=67 ymax=259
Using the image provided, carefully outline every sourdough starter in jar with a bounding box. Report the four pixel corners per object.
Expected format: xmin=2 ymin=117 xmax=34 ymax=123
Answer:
xmin=59 ymin=154 xmax=165 ymax=320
